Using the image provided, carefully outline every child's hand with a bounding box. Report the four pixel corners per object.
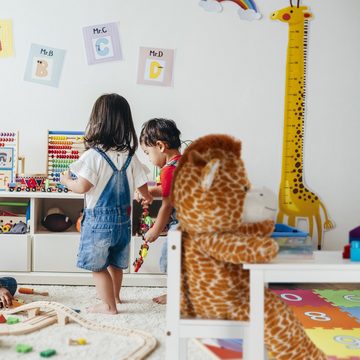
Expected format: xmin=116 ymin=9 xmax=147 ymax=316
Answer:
xmin=142 ymin=194 xmax=153 ymax=206
xmin=135 ymin=190 xmax=142 ymax=203
xmin=0 ymin=287 xmax=13 ymax=307
xmin=60 ymin=171 xmax=71 ymax=186
xmin=144 ymin=227 xmax=159 ymax=243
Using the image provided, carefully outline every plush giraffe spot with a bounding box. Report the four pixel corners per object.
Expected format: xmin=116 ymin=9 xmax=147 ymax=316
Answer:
xmin=282 ymin=13 xmax=290 ymax=20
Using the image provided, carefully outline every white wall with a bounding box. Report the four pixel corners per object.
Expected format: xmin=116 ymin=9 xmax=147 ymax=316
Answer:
xmin=1 ymin=0 xmax=359 ymax=250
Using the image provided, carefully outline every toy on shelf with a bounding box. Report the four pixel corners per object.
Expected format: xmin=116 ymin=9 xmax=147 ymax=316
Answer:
xmin=41 ymin=207 xmax=72 ymax=232
xmin=18 ymin=288 xmax=49 ymax=296
xmin=0 ymin=131 xmax=18 ymax=192
xmin=75 ymin=209 xmax=83 ymax=232
xmin=0 ymin=301 xmax=157 ymax=359
xmin=0 ymin=201 xmax=30 ymax=234
xmin=271 ymin=224 xmax=313 ymax=259
xmin=0 ymin=314 xmax=6 ymax=323
xmin=8 ymin=174 xmax=46 ymax=192
xmin=343 ymin=226 xmax=360 ymax=261
xmin=47 ymin=131 xmax=86 ymax=192
xmin=350 ymin=241 xmax=360 ymax=262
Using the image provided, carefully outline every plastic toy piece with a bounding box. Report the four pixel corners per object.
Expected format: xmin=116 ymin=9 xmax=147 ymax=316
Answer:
xmin=19 ymin=288 xmax=49 ymax=296
xmin=16 ymin=344 xmax=33 ymax=353
xmin=133 ymin=241 xmax=149 ymax=273
xmin=6 ymin=316 xmax=20 ymax=324
xmin=0 ymin=301 xmax=157 ymax=359
xmin=343 ymin=244 xmax=351 ymax=259
xmin=68 ymin=338 xmax=87 ymax=346
xmin=349 ymin=225 xmax=360 ymax=243
xmin=40 ymin=349 xmax=56 ymax=358
xmin=0 ymin=314 xmax=6 ymax=323
xmin=350 ymin=240 xmax=360 ymax=262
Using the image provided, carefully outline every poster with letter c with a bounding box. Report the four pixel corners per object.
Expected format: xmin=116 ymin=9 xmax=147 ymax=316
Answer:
xmin=137 ymin=47 xmax=174 ymax=87
xmin=82 ymin=22 xmax=122 ymax=65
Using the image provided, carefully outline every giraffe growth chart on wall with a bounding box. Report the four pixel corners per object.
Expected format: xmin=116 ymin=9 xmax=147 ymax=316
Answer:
xmin=271 ymin=0 xmax=334 ymax=250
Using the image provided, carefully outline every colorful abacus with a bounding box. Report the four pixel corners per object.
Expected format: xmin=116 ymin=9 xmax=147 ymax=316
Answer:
xmin=47 ymin=131 xmax=85 ymax=190
xmin=0 ymin=131 xmax=18 ymax=191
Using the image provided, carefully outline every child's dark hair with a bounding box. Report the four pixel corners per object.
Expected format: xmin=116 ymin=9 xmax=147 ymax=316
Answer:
xmin=84 ymin=93 xmax=138 ymax=155
xmin=140 ymin=118 xmax=181 ymax=149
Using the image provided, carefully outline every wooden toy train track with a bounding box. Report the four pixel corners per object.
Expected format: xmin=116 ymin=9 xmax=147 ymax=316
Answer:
xmin=0 ymin=301 xmax=157 ymax=360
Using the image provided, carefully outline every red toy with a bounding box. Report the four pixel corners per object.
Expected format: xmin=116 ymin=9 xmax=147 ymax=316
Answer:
xmin=133 ymin=240 xmax=149 ymax=272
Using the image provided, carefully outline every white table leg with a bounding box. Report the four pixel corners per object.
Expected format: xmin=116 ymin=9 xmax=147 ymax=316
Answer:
xmin=248 ymin=269 xmax=265 ymax=360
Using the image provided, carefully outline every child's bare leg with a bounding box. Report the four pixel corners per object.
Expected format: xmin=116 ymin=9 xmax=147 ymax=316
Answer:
xmin=89 ymin=270 xmax=118 ymax=314
xmin=153 ymin=294 xmax=167 ymax=304
xmin=108 ymin=265 xmax=123 ymax=304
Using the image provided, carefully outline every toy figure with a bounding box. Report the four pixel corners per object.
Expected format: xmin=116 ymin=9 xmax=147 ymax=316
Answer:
xmin=133 ymin=206 xmax=153 ymax=272
xmin=172 ymin=134 xmax=326 ymax=359
xmin=133 ymin=240 xmax=149 ymax=273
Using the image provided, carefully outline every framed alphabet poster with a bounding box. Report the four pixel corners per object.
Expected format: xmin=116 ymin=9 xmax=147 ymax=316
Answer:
xmin=82 ymin=22 xmax=122 ymax=65
xmin=24 ymin=44 xmax=66 ymax=87
xmin=137 ymin=47 xmax=175 ymax=87
xmin=0 ymin=19 xmax=14 ymax=57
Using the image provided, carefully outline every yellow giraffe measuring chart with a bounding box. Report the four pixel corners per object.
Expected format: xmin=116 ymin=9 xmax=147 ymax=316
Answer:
xmin=271 ymin=0 xmax=334 ymax=249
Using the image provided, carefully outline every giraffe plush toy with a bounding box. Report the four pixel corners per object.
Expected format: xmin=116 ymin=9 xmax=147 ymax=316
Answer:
xmin=172 ymin=134 xmax=326 ymax=359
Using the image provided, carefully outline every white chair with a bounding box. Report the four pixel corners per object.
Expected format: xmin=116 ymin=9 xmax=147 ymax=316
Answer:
xmin=165 ymin=230 xmax=253 ymax=360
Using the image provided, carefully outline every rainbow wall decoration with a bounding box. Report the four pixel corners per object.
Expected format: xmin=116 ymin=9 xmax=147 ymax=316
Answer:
xmin=199 ymin=0 xmax=261 ymax=21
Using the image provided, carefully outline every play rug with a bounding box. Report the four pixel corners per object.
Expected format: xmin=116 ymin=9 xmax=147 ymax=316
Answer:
xmin=196 ymin=289 xmax=360 ymax=360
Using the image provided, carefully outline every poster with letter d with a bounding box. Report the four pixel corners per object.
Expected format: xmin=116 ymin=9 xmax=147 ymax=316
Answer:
xmin=137 ymin=47 xmax=174 ymax=87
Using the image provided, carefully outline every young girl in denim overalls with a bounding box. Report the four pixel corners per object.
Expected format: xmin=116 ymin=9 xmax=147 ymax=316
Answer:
xmin=61 ymin=94 xmax=152 ymax=314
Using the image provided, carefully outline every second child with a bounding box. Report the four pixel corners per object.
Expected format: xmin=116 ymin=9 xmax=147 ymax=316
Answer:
xmin=61 ymin=93 xmax=152 ymax=314
xmin=140 ymin=118 xmax=182 ymax=304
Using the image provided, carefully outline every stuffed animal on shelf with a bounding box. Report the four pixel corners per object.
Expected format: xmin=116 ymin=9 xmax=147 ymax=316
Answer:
xmin=42 ymin=207 xmax=72 ymax=232
xmin=172 ymin=134 xmax=326 ymax=360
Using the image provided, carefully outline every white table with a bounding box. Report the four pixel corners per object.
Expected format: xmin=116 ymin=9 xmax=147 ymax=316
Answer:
xmin=243 ymin=251 xmax=360 ymax=360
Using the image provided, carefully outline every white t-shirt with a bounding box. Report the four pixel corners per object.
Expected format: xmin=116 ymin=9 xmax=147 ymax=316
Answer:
xmin=69 ymin=148 xmax=150 ymax=209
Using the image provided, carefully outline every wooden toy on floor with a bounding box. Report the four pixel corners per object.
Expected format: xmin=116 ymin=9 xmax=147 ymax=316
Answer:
xmin=40 ymin=348 xmax=56 ymax=357
xmin=16 ymin=344 xmax=33 ymax=353
xmin=0 ymin=298 xmax=25 ymax=309
xmin=0 ymin=301 xmax=157 ymax=360
xmin=68 ymin=337 xmax=87 ymax=346
xmin=6 ymin=317 xmax=19 ymax=324
xmin=19 ymin=288 xmax=49 ymax=296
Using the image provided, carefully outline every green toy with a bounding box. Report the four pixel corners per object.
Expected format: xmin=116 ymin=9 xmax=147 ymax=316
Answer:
xmin=40 ymin=349 xmax=56 ymax=358
xmin=16 ymin=344 xmax=33 ymax=353
xmin=6 ymin=316 xmax=20 ymax=324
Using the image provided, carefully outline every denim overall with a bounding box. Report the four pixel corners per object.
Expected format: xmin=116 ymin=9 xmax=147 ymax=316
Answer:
xmin=77 ymin=148 xmax=132 ymax=272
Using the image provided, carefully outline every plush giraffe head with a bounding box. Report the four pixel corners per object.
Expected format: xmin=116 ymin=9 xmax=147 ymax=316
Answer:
xmin=172 ymin=134 xmax=251 ymax=233
xmin=271 ymin=2 xmax=312 ymax=24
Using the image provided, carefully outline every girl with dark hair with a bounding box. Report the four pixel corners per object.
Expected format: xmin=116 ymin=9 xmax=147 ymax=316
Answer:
xmin=61 ymin=93 xmax=152 ymax=314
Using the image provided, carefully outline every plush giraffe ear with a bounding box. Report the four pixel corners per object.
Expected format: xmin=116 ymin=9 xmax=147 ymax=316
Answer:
xmin=188 ymin=150 xmax=207 ymax=167
xmin=201 ymin=159 xmax=220 ymax=191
